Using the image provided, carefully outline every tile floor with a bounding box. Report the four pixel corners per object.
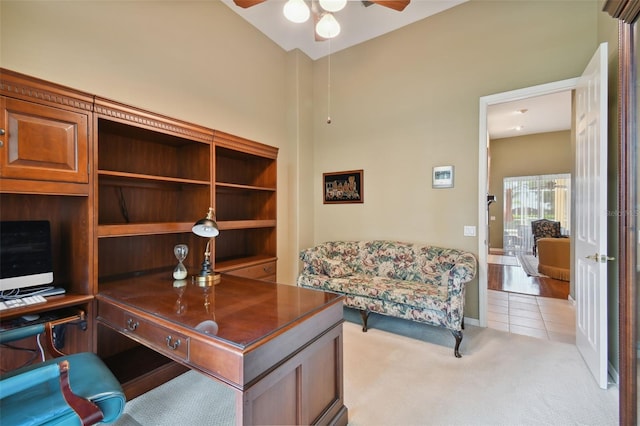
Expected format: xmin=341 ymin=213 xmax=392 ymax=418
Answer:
xmin=487 ymin=289 xmax=576 ymax=344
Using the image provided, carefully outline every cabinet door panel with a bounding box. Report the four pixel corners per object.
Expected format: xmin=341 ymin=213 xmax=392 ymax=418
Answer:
xmin=1 ymin=97 xmax=88 ymax=183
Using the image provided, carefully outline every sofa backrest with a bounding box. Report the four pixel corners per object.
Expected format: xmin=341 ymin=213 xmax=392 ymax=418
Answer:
xmin=299 ymin=240 xmax=476 ymax=285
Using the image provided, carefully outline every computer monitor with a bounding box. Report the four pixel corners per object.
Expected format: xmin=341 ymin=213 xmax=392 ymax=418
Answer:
xmin=0 ymin=220 xmax=54 ymax=292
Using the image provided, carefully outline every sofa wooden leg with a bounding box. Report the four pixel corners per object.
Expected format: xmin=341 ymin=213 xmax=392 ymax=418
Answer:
xmin=359 ymin=310 xmax=370 ymax=332
xmin=451 ymin=330 xmax=463 ymax=358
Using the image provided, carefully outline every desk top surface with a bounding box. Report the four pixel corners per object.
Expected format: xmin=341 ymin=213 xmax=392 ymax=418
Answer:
xmin=97 ymin=273 xmax=342 ymax=349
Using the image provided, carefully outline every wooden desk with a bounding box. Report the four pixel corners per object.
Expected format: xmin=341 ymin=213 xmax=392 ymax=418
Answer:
xmin=96 ymin=273 xmax=348 ymax=426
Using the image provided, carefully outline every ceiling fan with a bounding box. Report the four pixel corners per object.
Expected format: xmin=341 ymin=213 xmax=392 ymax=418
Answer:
xmin=232 ymin=0 xmax=410 ymax=12
xmin=232 ymin=0 xmax=410 ymax=40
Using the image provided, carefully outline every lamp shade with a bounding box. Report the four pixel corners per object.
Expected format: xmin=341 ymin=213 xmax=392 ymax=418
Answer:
xmin=319 ymin=0 xmax=346 ymax=12
xmin=192 ymin=208 xmax=219 ymax=238
xmin=283 ymin=0 xmax=310 ymax=23
xmin=316 ymin=12 xmax=341 ymax=39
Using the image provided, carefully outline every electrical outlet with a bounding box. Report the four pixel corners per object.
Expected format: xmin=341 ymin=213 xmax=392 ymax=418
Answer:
xmin=463 ymin=226 xmax=476 ymax=237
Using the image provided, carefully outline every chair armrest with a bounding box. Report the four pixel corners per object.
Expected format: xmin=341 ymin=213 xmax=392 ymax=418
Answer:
xmin=1 ymin=357 xmax=108 ymax=426
xmin=58 ymin=360 xmax=104 ymax=426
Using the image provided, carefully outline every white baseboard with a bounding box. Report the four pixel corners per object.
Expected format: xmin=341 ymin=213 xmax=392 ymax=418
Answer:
xmin=464 ymin=316 xmax=480 ymax=327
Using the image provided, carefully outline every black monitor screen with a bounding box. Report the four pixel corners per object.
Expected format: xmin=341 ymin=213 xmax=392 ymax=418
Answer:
xmin=0 ymin=220 xmax=54 ymax=291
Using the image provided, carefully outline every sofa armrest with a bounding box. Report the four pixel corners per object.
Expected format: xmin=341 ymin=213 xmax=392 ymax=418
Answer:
xmin=299 ymin=247 xmax=326 ymax=275
xmin=450 ymin=252 xmax=478 ymax=288
xmin=444 ymin=252 xmax=477 ymax=329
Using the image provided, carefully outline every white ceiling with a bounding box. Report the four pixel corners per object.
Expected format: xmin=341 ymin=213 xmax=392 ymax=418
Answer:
xmin=221 ymin=0 xmax=572 ymax=139
xmin=487 ymin=91 xmax=572 ymax=140
xmin=220 ymin=0 xmax=467 ymax=60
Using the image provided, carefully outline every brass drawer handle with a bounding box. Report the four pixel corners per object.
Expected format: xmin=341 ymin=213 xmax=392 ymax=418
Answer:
xmin=166 ymin=336 xmax=181 ymax=350
xmin=263 ymin=265 xmax=273 ymax=273
xmin=126 ymin=318 xmax=139 ymax=331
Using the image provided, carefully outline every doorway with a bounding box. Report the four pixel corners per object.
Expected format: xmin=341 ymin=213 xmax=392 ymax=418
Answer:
xmin=477 ymin=78 xmax=578 ymax=328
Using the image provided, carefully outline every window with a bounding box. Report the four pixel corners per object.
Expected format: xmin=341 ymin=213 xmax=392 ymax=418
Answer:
xmin=503 ymin=173 xmax=571 ymax=253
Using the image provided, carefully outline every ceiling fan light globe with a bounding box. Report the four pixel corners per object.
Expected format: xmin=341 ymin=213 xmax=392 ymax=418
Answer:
xmin=283 ymin=0 xmax=310 ymax=23
xmin=316 ymin=13 xmax=340 ymax=39
xmin=318 ymin=0 xmax=346 ymax=12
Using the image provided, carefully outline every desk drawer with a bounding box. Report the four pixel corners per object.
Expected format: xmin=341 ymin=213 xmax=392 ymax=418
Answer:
xmin=98 ymin=302 xmax=189 ymax=361
xmin=226 ymin=261 xmax=276 ymax=281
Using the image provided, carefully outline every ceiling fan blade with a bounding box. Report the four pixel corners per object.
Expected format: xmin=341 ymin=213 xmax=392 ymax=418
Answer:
xmin=232 ymin=0 xmax=267 ymax=8
xmin=366 ymin=0 xmax=410 ymax=11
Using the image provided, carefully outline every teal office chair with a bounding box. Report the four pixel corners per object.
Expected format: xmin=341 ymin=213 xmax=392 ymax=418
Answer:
xmin=0 ymin=319 xmax=126 ymax=425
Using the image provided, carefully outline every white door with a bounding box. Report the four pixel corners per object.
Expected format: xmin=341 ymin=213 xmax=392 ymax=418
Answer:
xmin=575 ymin=42 xmax=609 ymax=389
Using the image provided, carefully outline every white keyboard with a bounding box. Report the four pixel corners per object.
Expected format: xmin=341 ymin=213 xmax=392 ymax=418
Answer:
xmin=0 ymin=295 xmax=47 ymax=311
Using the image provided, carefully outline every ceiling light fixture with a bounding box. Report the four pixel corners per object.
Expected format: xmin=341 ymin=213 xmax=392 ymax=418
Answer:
xmin=316 ymin=12 xmax=341 ymax=39
xmin=282 ymin=0 xmax=343 ymax=40
xmin=283 ymin=0 xmax=310 ymax=23
xmin=318 ymin=0 xmax=346 ymax=12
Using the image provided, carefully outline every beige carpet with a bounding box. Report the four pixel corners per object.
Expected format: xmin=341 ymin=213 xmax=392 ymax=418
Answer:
xmin=115 ymin=309 xmax=618 ymax=426
xmin=343 ymin=311 xmax=616 ymax=425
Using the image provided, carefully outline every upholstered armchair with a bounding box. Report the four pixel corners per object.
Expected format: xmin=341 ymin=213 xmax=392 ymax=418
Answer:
xmin=531 ymin=219 xmax=561 ymax=256
xmin=0 ymin=321 xmax=125 ymax=425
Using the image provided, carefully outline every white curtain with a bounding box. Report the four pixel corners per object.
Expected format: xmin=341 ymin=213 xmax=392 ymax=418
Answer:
xmin=503 ymin=173 xmax=571 ymax=253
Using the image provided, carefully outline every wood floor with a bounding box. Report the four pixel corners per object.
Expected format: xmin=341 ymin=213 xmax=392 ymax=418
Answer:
xmin=488 ymin=261 xmax=569 ymax=300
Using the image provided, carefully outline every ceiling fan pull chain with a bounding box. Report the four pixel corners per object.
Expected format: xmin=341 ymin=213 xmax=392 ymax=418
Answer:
xmin=327 ymin=39 xmax=332 ymax=124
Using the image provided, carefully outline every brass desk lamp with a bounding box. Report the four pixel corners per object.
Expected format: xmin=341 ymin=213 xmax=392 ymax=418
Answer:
xmin=192 ymin=207 xmax=220 ymax=285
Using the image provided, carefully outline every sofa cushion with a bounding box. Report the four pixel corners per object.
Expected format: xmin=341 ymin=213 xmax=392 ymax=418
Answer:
xmin=308 ymin=241 xmax=474 ymax=285
xmin=297 ymin=274 xmax=448 ymax=312
xmin=322 ymin=257 xmax=354 ymax=277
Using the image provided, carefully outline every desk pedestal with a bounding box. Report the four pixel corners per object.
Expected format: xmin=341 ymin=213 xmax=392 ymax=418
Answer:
xmin=97 ymin=273 xmax=348 ymax=425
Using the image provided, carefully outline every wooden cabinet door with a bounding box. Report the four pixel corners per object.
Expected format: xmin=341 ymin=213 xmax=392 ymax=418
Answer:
xmin=0 ymin=97 xmax=88 ymax=183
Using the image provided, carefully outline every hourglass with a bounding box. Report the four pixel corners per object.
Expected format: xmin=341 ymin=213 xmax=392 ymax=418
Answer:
xmin=173 ymin=244 xmax=189 ymax=280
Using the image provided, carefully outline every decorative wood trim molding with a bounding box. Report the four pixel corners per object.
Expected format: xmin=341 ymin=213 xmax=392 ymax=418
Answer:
xmin=213 ymin=130 xmax=278 ymax=158
xmin=94 ymin=97 xmax=213 ymax=144
xmin=0 ymin=69 xmax=93 ymax=112
xmin=615 ymin=18 xmax=638 ymax=426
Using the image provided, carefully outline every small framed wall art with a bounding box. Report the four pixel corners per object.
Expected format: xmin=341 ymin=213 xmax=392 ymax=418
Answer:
xmin=432 ymin=165 xmax=454 ymax=189
xmin=323 ymin=169 xmax=364 ymax=204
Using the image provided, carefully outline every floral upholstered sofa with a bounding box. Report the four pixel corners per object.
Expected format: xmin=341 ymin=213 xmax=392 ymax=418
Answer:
xmin=297 ymin=240 xmax=477 ymax=357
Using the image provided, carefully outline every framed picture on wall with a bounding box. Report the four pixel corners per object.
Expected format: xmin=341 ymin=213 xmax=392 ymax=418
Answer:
xmin=323 ymin=170 xmax=364 ymax=204
xmin=432 ymin=165 xmax=454 ymax=188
